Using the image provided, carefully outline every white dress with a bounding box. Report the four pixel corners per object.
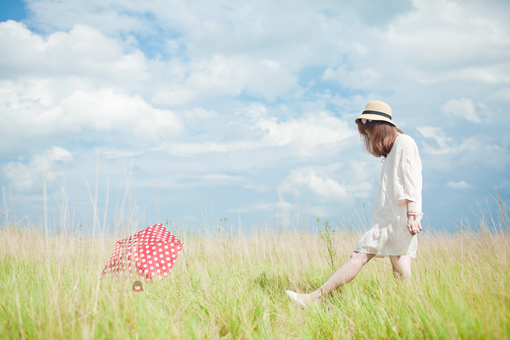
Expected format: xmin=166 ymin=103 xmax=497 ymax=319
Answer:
xmin=354 ymin=134 xmax=423 ymax=258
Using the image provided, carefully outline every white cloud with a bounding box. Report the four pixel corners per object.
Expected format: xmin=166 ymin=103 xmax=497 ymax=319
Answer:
xmin=279 ymin=169 xmax=348 ymax=201
xmin=382 ymin=0 xmax=510 ymax=83
xmin=0 ymin=86 xmax=182 ymax=144
xmin=182 ymin=107 xmax=219 ymax=121
xmin=0 ymin=21 xmax=147 ymax=80
xmin=322 ymin=66 xmax=381 ymax=90
xmin=234 ymin=201 xmax=293 ymax=215
xmin=23 ymin=0 xmax=154 ymax=36
xmin=447 ymin=180 xmax=472 ymax=189
xmin=1 ymin=147 xmax=72 ymax=191
xmin=164 ymin=106 xmax=356 ymax=156
xmin=164 ymin=140 xmax=258 ymax=156
xmin=278 ymin=164 xmax=372 ymax=202
xmin=255 ymin=112 xmax=355 ymax=155
xmin=489 ymin=87 xmax=510 ymax=102
xmin=16 ymin=0 xmax=510 ymax=90
xmin=417 ymin=126 xmax=453 ymax=155
xmin=441 ymin=98 xmax=482 ymax=123
xmin=152 ymin=55 xmax=298 ymax=105
xmin=457 ymin=136 xmax=510 ymax=171
xmin=417 ymin=130 xmax=510 ymax=172
xmin=99 ymin=149 xmax=143 ymax=159
xmin=198 ymin=174 xmax=243 ymax=182
xmin=60 ymin=89 xmax=182 ymax=137
xmin=0 ymin=21 xmax=299 ymax=109
xmin=244 ymin=184 xmax=268 ymax=193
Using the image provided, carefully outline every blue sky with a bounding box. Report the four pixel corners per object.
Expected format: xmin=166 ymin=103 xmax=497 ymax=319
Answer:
xmin=1 ymin=0 xmax=509 ymax=234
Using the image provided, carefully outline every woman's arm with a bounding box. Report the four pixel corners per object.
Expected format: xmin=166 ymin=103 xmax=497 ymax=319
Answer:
xmin=406 ymin=200 xmax=422 ymax=235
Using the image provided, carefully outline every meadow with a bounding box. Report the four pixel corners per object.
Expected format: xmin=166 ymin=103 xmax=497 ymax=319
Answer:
xmin=1 ymin=210 xmax=509 ymax=339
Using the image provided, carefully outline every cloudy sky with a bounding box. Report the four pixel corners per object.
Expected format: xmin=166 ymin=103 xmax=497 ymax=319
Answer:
xmin=1 ymin=0 xmax=509 ymax=233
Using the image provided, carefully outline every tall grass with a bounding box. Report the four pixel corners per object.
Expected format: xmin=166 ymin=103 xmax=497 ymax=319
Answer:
xmin=1 ymin=168 xmax=509 ymax=339
xmin=1 ymin=212 xmax=509 ymax=339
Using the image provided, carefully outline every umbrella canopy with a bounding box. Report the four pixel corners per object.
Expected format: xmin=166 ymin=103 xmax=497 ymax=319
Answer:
xmin=102 ymin=223 xmax=183 ymax=281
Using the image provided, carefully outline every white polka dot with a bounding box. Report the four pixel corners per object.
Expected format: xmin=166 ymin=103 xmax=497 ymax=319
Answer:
xmin=143 ymin=264 xmax=147 ymax=267
xmin=142 ymin=259 xmax=146 ymax=262
xmin=171 ymin=249 xmax=175 ymax=252
xmin=166 ymin=257 xmax=170 ymax=261
xmin=172 ymin=254 xmax=176 ymax=258
xmin=170 ymin=243 xmax=174 ymax=246
xmin=150 ymin=266 xmax=154 ymax=270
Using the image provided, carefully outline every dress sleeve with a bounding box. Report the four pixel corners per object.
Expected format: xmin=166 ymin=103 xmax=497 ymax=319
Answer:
xmin=395 ymin=136 xmax=423 ymax=206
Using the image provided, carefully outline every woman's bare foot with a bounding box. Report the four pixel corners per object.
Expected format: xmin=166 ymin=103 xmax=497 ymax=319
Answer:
xmin=286 ymin=290 xmax=322 ymax=308
xmin=298 ymin=292 xmax=322 ymax=306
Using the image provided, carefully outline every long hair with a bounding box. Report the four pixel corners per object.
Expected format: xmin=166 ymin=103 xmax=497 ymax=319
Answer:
xmin=356 ymin=120 xmax=403 ymax=158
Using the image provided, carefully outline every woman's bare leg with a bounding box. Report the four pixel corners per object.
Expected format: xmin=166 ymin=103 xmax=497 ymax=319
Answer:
xmin=389 ymin=255 xmax=411 ymax=282
xmin=298 ymin=251 xmax=375 ymax=304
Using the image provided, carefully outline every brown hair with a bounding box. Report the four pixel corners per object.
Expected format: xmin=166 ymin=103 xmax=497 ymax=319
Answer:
xmin=356 ymin=120 xmax=403 ymax=158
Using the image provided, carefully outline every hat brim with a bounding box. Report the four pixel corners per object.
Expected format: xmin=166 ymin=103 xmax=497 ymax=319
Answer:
xmin=355 ymin=114 xmax=396 ymax=127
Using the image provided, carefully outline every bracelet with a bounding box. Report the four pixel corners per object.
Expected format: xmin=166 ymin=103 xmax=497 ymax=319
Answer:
xmin=406 ymin=210 xmax=419 ymax=216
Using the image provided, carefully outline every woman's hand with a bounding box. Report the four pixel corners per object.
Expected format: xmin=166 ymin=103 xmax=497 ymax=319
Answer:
xmin=406 ymin=200 xmax=422 ymax=235
xmin=407 ymin=215 xmax=422 ymax=235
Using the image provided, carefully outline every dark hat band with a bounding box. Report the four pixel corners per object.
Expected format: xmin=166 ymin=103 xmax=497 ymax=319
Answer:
xmin=361 ymin=110 xmax=392 ymax=120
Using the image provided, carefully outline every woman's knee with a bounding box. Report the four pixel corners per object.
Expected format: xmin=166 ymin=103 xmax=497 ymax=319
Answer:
xmin=350 ymin=251 xmax=373 ymax=266
xmin=391 ymin=255 xmax=412 ymax=278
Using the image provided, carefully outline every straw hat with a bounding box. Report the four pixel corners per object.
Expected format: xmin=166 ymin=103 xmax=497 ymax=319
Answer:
xmin=355 ymin=100 xmax=396 ymax=127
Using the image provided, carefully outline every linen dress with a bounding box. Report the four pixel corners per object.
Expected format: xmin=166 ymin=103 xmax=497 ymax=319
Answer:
xmin=354 ymin=134 xmax=423 ymax=258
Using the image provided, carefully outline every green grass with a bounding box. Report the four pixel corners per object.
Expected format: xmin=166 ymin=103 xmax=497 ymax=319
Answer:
xmin=0 ymin=228 xmax=509 ymax=339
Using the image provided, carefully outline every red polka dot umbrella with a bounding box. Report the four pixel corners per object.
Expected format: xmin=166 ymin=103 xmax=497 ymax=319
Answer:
xmin=102 ymin=223 xmax=183 ymax=281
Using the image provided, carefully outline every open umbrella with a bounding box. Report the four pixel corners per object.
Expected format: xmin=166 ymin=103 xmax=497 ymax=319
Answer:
xmin=102 ymin=223 xmax=183 ymax=281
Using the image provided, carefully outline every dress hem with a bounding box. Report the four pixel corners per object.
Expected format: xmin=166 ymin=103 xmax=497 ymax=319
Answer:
xmin=354 ymin=249 xmax=416 ymax=259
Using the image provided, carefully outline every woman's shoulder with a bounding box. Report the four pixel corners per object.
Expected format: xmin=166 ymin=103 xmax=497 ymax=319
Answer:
xmin=395 ymin=134 xmax=419 ymax=153
xmin=395 ymin=134 xmax=417 ymax=146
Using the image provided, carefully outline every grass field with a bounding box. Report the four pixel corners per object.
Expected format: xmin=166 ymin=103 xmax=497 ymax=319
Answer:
xmin=1 ymin=217 xmax=509 ymax=339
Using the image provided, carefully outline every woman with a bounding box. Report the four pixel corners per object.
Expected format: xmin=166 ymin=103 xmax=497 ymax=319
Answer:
xmin=286 ymin=100 xmax=423 ymax=307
